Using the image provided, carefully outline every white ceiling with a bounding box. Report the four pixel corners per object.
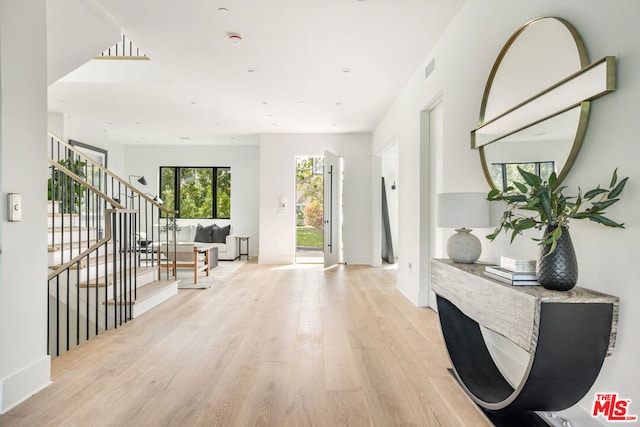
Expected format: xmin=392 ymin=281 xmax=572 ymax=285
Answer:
xmin=48 ymin=0 xmax=466 ymax=145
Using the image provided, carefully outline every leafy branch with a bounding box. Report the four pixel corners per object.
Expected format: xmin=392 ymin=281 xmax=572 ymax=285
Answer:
xmin=160 ymin=216 xmax=181 ymax=234
xmin=486 ymin=167 xmax=627 ymax=255
xmin=48 ymin=158 xmax=87 ymax=214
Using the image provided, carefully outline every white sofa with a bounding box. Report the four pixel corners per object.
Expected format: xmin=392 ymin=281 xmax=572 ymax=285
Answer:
xmin=152 ymin=222 xmax=238 ymax=261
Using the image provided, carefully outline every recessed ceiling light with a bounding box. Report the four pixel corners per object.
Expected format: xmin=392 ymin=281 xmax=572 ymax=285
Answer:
xmin=336 ymin=102 xmax=343 ymax=106
xmin=135 ymin=121 xmax=141 ymax=125
xmin=298 ymin=101 xmax=305 ymax=105
xmin=342 ymin=67 xmax=351 ymax=73
xmin=217 ymin=7 xmax=229 ymax=13
xmin=190 ymin=101 xmax=197 ymax=105
xmin=247 ymin=67 xmax=255 ymax=73
xmin=262 ymin=101 xmax=268 ymax=105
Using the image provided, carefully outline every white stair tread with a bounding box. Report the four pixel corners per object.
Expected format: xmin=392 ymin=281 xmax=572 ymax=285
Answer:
xmin=78 ymin=266 xmax=157 ymax=287
xmin=49 ymin=240 xmax=98 ymax=252
xmin=105 ymin=279 xmax=178 ymax=305
xmin=49 ymin=255 xmax=107 ymax=270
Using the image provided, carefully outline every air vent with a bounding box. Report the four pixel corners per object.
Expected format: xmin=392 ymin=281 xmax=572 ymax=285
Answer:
xmin=425 ymin=58 xmax=435 ymax=80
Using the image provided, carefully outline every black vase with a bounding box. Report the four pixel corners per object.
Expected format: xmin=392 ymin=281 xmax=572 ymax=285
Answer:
xmin=537 ymin=225 xmax=578 ymax=291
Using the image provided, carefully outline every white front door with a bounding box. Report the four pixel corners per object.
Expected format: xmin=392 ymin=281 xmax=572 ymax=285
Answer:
xmin=323 ymin=150 xmax=342 ymax=268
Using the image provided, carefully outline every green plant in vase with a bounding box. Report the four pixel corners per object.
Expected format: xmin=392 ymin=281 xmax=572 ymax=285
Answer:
xmin=486 ymin=167 xmax=628 ymax=290
xmin=48 ymin=158 xmax=87 ymax=214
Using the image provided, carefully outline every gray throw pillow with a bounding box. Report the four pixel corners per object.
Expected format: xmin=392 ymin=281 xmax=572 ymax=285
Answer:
xmin=194 ymin=224 xmax=214 ymax=243
xmin=212 ymin=224 xmax=230 ymax=243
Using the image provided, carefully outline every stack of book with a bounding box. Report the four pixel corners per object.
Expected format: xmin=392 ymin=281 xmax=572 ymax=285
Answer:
xmin=484 ymin=265 xmax=539 ymax=286
xmin=500 ymin=256 xmax=536 ymax=273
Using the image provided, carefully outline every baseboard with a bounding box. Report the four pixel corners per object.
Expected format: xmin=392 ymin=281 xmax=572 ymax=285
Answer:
xmin=396 ymin=285 xmax=419 ymax=306
xmin=258 ymin=255 xmax=295 ymax=265
xmin=342 ymin=256 xmax=371 ymax=265
xmin=0 ymin=355 xmax=51 ymax=414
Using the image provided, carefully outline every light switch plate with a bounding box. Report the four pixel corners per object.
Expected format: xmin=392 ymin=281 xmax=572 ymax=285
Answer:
xmin=8 ymin=193 xmax=21 ymax=221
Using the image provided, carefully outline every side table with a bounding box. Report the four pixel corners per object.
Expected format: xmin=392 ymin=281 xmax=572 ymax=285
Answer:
xmin=237 ymin=235 xmax=250 ymax=260
xmin=197 ymin=244 xmax=218 ymax=270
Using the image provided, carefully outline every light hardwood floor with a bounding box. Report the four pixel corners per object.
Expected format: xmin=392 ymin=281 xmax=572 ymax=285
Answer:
xmin=1 ymin=262 xmax=491 ymax=426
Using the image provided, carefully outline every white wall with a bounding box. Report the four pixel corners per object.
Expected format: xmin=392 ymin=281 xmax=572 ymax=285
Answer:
xmin=46 ymin=0 xmax=120 ymax=84
xmin=47 ymin=112 xmax=126 ymax=177
xmin=373 ymin=0 xmax=640 ymax=421
xmin=0 ymin=0 xmax=51 ymax=413
xmin=259 ymin=134 xmax=372 ymax=265
xmin=47 ymin=112 xmax=64 ymax=139
xmin=123 ymin=144 xmax=260 ymax=256
xmin=64 ymin=114 xmax=126 ymax=177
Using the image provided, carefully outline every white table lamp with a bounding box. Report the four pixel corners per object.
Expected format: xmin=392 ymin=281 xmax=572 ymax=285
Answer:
xmin=437 ymin=192 xmax=490 ymax=263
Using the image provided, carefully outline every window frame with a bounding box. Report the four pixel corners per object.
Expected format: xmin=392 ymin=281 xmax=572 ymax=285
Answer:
xmin=159 ymin=166 xmax=231 ymax=219
xmin=490 ymin=161 xmax=555 ymax=191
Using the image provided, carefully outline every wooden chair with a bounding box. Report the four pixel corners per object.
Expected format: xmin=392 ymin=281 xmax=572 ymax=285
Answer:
xmin=157 ymin=243 xmax=212 ymax=284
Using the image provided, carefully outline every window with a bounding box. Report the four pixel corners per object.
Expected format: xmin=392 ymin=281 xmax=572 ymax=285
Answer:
xmin=159 ymin=167 xmax=231 ymax=218
xmin=489 ymin=161 xmax=554 ymax=191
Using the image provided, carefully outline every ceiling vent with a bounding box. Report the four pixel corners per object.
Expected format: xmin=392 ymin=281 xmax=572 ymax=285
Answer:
xmin=425 ymin=58 xmax=435 ymax=80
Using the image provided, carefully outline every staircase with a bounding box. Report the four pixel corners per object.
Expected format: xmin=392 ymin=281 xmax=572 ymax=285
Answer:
xmin=47 ymin=134 xmax=179 ymax=357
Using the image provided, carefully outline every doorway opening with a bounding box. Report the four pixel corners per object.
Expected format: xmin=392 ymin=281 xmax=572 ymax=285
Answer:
xmin=295 ymin=156 xmax=324 ymax=263
xmin=379 ymin=143 xmax=399 ymax=266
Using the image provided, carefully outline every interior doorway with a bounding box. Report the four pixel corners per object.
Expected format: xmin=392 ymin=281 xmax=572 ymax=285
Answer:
xmin=295 ymin=156 xmax=324 ymax=263
xmin=380 ymin=143 xmax=399 ymax=266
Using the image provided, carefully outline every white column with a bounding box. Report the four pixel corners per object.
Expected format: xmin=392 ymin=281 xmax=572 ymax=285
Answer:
xmin=0 ymin=0 xmax=51 ymax=413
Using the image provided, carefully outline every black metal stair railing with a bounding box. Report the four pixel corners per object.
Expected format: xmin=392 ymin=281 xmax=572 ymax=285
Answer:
xmin=47 ymin=133 xmax=178 ymax=357
xmin=98 ymin=34 xmax=148 ymax=59
xmin=48 ymin=133 xmax=177 ymax=270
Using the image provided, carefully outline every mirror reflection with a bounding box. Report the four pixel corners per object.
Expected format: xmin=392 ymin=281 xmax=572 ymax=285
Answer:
xmin=480 ymin=105 xmax=586 ymax=190
xmin=472 ymin=17 xmax=617 ymax=190
xmin=482 ymin=17 xmax=586 ymax=124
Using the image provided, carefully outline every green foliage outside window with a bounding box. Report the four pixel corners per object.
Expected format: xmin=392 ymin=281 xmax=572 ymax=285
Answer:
xmin=160 ymin=166 xmax=231 ymax=218
xmin=296 ymin=156 xmax=323 ymax=227
xmin=303 ymin=200 xmax=323 ymax=228
xmin=179 ymin=168 xmax=213 ymax=218
xmin=296 ymin=157 xmax=323 ymax=205
xmin=216 ymin=168 xmax=231 ymax=218
xmin=160 ymin=167 xmax=176 ymax=213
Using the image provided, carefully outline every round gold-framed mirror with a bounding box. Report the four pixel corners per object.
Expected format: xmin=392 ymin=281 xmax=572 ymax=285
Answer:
xmin=474 ymin=17 xmax=594 ymax=191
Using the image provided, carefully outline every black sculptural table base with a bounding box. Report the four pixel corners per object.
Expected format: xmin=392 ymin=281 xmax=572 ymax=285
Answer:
xmin=437 ymin=296 xmax=612 ymax=411
xmin=431 ymin=259 xmax=618 ymax=413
